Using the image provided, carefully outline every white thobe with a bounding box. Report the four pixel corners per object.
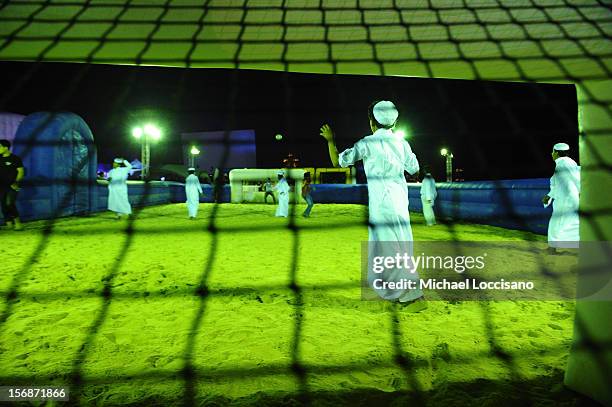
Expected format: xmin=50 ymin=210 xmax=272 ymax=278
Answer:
xmin=107 ymin=161 xmax=132 ymax=215
xmin=339 ymin=128 xmax=422 ymax=301
xmin=185 ymin=174 xmax=203 ymax=217
xmin=547 ymin=156 xmax=580 ymax=248
xmin=420 ymin=177 xmax=437 ymax=226
xmin=274 ymin=178 xmax=290 ymax=217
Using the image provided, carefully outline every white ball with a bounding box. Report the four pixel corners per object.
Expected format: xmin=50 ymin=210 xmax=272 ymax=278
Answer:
xmin=275 ymin=134 xmax=283 ymax=141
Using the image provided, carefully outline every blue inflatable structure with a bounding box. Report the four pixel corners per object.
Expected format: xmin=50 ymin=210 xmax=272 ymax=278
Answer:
xmin=310 ymin=180 xmax=551 ymax=234
xmin=408 ymin=179 xmax=552 ymax=234
xmin=11 ymin=112 xmax=97 ymax=221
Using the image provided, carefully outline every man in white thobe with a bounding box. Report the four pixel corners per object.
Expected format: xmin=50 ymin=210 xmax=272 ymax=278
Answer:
xmin=542 ymin=142 xmax=580 ymax=251
xmin=107 ymin=158 xmax=132 ymax=219
xmin=185 ymin=167 xmax=203 ymax=219
xmin=420 ymin=173 xmax=437 ymax=226
xmin=274 ymin=170 xmax=290 ymax=217
xmin=320 ymin=100 xmax=426 ymax=312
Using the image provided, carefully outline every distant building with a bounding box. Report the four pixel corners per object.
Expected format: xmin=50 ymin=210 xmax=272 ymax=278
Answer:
xmin=454 ymin=168 xmax=465 ymax=182
xmin=180 ymin=130 xmax=257 ymax=170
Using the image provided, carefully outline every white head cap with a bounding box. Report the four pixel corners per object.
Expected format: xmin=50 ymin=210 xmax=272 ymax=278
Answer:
xmin=277 ymin=170 xmax=285 ymax=176
xmin=114 ymin=158 xmax=123 ymax=164
xmin=372 ymin=101 xmax=399 ymax=127
xmin=188 ymin=167 xmax=195 ymax=171
xmin=553 ymin=143 xmax=570 ymax=151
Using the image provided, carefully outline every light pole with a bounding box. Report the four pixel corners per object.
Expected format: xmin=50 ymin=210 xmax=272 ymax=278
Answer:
xmin=440 ymin=148 xmax=454 ymax=182
xmin=189 ymin=146 xmax=200 ymax=168
xmin=132 ymin=124 xmax=161 ymax=180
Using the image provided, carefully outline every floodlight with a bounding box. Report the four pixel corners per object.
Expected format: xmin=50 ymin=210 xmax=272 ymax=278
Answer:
xmin=144 ymin=124 xmax=161 ymax=140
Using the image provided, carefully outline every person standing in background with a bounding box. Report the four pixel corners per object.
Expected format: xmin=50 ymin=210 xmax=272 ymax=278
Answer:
xmin=542 ymin=142 xmax=580 ymax=252
xmin=107 ymin=158 xmax=132 ymax=219
xmin=212 ymin=167 xmax=223 ymax=203
xmin=0 ymin=139 xmax=24 ymax=231
xmin=185 ymin=167 xmax=203 ymax=219
xmin=302 ymin=172 xmax=314 ymax=218
xmin=420 ymin=172 xmax=437 ymax=226
xmin=274 ymin=170 xmax=290 ymax=217
xmin=264 ymin=177 xmax=276 ymax=204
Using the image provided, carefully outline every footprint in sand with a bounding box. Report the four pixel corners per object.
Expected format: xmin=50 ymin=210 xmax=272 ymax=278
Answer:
xmin=145 ymin=355 xmax=161 ymax=367
xmin=432 ymin=342 xmax=451 ymax=362
xmin=527 ymin=329 xmax=541 ymax=338
xmin=550 ymin=312 xmax=570 ymax=321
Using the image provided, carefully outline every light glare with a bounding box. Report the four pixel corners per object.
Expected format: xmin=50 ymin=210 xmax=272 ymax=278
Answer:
xmin=144 ymin=124 xmax=162 ymax=140
xmin=132 ymin=127 xmax=143 ymax=139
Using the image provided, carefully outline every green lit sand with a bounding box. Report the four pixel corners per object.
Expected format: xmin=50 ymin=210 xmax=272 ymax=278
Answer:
xmin=0 ymin=204 xmax=583 ymax=405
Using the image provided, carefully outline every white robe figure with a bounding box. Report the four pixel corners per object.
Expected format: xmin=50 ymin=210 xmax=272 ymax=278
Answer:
xmin=339 ymin=128 xmax=421 ymax=302
xmin=420 ymin=175 xmax=437 ymax=226
xmin=547 ymin=156 xmax=580 ymax=248
xmin=185 ymin=173 xmax=203 ymax=218
xmin=274 ymin=176 xmax=290 ymax=217
xmin=107 ymin=160 xmax=132 ymax=215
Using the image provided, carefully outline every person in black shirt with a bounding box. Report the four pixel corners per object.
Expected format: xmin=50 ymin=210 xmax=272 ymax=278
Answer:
xmin=0 ymin=140 xmax=25 ymax=231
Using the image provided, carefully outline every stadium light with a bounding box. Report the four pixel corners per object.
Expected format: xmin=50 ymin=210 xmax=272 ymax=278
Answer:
xmin=132 ymin=123 xmax=162 ymax=179
xmin=144 ymin=124 xmax=162 ymax=141
xmin=395 ymin=129 xmax=406 ymax=139
xmin=132 ymin=127 xmax=143 ymax=139
xmin=440 ymin=148 xmax=454 ymax=182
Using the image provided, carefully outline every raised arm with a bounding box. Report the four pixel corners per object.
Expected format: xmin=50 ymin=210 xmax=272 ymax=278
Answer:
xmin=320 ymin=124 xmax=339 ymax=168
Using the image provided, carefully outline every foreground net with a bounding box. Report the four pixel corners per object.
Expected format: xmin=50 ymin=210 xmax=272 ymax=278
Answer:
xmin=0 ymin=0 xmax=610 ymax=405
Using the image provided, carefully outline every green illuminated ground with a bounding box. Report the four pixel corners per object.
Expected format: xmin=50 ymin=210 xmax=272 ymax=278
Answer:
xmin=0 ymin=204 xmax=584 ymax=405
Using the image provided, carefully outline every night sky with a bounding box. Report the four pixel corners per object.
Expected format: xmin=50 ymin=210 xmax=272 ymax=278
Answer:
xmin=0 ymin=61 xmax=578 ymax=181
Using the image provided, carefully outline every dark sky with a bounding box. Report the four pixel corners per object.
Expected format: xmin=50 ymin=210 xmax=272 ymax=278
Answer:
xmin=0 ymin=61 xmax=578 ymax=181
